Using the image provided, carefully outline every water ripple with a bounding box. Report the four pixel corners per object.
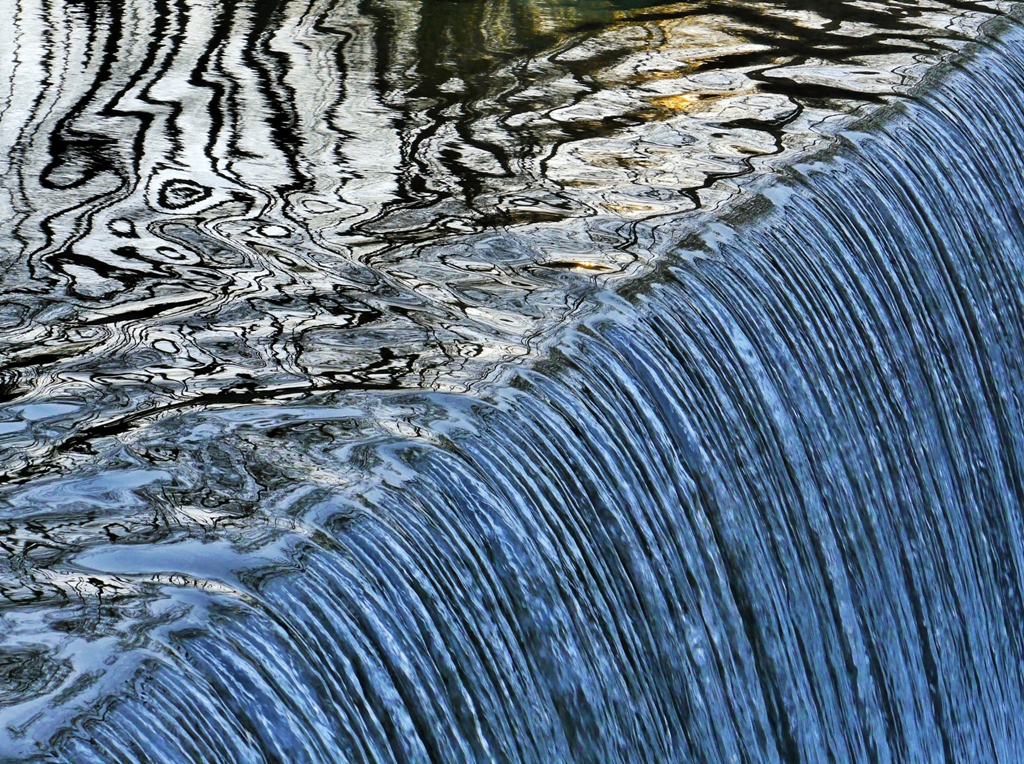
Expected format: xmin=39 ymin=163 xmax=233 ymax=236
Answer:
xmin=0 ymin=0 xmax=1022 ymax=759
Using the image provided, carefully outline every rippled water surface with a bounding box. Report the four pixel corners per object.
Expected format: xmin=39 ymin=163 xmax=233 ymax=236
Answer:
xmin=1 ymin=0 xmax=1023 ymax=760
xmin=1 ymin=0 xmax=1009 ymax=432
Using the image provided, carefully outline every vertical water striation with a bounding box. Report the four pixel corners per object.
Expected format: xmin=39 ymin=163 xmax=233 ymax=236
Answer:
xmin=1 ymin=1 xmax=1024 ymax=761
xmin=28 ymin=16 xmax=1024 ymax=762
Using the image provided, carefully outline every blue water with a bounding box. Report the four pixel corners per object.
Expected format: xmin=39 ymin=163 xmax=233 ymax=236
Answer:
xmin=2 ymin=1 xmax=1024 ymax=761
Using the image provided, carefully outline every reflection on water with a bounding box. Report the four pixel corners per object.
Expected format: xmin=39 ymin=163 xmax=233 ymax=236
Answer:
xmin=0 ymin=0 xmax=1007 ymax=459
xmin=0 ymin=0 xmax=1016 ymax=756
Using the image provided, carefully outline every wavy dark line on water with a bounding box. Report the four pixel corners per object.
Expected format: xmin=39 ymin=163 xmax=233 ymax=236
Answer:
xmin=0 ymin=12 xmax=1017 ymax=762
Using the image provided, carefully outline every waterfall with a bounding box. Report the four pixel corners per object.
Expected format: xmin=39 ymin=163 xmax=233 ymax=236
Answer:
xmin=33 ymin=14 xmax=1024 ymax=763
xmin=1 ymin=0 xmax=1023 ymax=760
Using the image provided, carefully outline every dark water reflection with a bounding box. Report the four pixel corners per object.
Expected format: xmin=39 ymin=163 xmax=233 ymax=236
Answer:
xmin=0 ymin=0 xmax=1005 ymax=463
xmin=0 ymin=0 xmax=1016 ymax=756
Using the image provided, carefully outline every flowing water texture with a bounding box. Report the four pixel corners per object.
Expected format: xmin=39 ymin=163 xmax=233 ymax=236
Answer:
xmin=1 ymin=0 xmax=1024 ymax=761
